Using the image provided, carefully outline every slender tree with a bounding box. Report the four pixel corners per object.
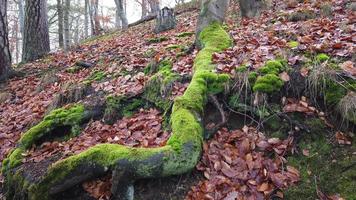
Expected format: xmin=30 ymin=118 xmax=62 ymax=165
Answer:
xmin=57 ymin=0 xmax=64 ymax=48
xmin=84 ymin=0 xmax=89 ymax=37
xmin=0 ymin=0 xmax=12 ymax=81
xmin=22 ymin=0 xmax=50 ymax=62
xmin=64 ymin=0 xmax=70 ymax=50
xmin=148 ymin=0 xmax=160 ymax=15
xmin=114 ymin=0 xmax=128 ymax=30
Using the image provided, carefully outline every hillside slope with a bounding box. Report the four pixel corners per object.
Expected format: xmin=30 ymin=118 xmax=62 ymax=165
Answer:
xmin=1 ymin=1 xmax=355 ymax=200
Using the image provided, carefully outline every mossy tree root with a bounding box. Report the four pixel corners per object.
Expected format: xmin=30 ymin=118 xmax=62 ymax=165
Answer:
xmin=3 ymin=22 xmax=232 ymax=200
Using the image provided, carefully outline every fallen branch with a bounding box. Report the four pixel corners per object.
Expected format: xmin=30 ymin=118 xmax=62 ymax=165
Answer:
xmin=205 ymin=94 xmax=228 ymax=138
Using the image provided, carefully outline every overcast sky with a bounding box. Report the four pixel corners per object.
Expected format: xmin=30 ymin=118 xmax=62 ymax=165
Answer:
xmin=101 ymin=0 xmax=186 ymax=23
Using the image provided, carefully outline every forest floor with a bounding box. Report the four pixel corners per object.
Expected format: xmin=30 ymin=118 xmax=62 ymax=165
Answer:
xmin=0 ymin=0 xmax=355 ymax=200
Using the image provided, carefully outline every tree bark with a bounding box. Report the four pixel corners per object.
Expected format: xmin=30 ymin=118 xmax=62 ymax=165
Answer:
xmin=114 ymin=0 xmax=128 ymax=30
xmin=0 ymin=0 xmax=12 ymax=81
xmin=148 ymin=0 xmax=160 ymax=15
xmin=64 ymin=0 xmax=70 ymax=51
xmin=196 ymin=0 xmax=230 ymax=47
xmin=84 ymin=0 xmax=89 ymax=38
xmin=141 ymin=0 xmax=148 ymax=19
xmin=22 ymin=0 xmax=50 ymax=62
xmin=57 ymin=0 xmax=64 ymax=49
xmin=239 ymin=0 xmax=265 ymax=18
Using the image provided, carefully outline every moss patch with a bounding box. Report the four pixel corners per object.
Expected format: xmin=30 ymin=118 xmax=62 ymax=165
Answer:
xmin=176 ymin=32 xmax=194 ymax=38
xmin=147 ymin=36 xmax=169 ymax=44
xmin=316 ymin=53 xmax=330 ymax=63
xmin=285 ymin=118 xmax=355 ymax=199
xmin=287 ymin=41 xmax=299 ymax=48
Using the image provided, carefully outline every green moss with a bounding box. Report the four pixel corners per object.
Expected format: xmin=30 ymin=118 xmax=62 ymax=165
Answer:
xmin=85 ymin=70 xmax=106 ymax=83
xmin=122 ymin=99 xmax=145 ymax=117
xmin=236 ymin=65 xmax=248 ymax=73
xmin=166 ymin=44 xmax=184 ymax=50
xmin=316 ymin=53 xmax=330 ymax=63
xmin=65 ymin=66 xmax=81 ymax=73
xmin=288 ymin=41 xmax=299 ymax=48
xmin=147 ymin=36 xmax=168 ymax=43
xmin=258 ymin=60 xmax=285 ymax=75
xmin=2 ymin=148 xmax=24 ymax=174
xmin=253 ymin=74 xmax=284 ymax=93
xmin=325 ymin=81 xmax=347 ymax=105
xmin=176 ymin=32 xmax=194 ymax=38
xmin=248 ymin=72 xmax=258 ymax=84
xmin=20 ymin=105 xmax=85 ymax=149
xmin=285 ymin=124 xmax=355 ymax=200
xmin=143 ymin=48 xmax=157 ymax=58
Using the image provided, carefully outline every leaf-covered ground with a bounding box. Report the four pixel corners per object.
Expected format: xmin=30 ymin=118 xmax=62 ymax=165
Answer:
xmin=1 ymin=0 xmax=355 ymax=200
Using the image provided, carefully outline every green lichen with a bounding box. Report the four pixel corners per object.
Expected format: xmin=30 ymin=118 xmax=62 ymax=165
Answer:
xmin=316 ymin=53 xmax=330 ymax=63
xmin=20 ymin=105 xmax=85 ymax=149
xmin=287 ymin=41 xmax=299 ymax=48
xmin=176 ymin=32 xmax=194 ymax=38
xmin=253 ymin=74 xmax=284 ymax=93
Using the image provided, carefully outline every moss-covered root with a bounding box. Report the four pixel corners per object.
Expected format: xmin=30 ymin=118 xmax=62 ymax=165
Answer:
xmin=1 ymin=105 xmax=89 ymax=174
xmin=3 ymin=22 xmax=232 ymax=200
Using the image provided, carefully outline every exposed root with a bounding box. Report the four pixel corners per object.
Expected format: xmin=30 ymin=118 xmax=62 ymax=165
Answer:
xmin=205 ymin=94 xmax=227 ymax=138
xmin=2 ymin=22 xmax=232 ymax=200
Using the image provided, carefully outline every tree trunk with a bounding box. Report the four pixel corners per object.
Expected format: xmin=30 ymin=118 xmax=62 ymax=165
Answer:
xmin=22 ymin=0 xmax=50 ymax=62
xmin=154 ymin=7 xmax=177 ymax=33
xmin=93 ymin=0 xmax=101 ymax=35
xmin=18 ymin=0 xmax=24 ymax=35
xmin=0 ymin=0 xmax=12 ymax=81
xmin=149 ymin=0 xmax=160 ymax=15
xmin=84 ymin=0 xmax=89 ymax=38
xmin=239 ymin=0 xmax=265 ymax=18
xmin=64 ymin=0 xmax=70 ymax=51
xmin=57 ymin=0 xmax=64 ymax=49
xmin=114 ymin=0 xmax=128 ymax=30
xmin=141 ymin=0 xmax=148 ymax=19
xmin=196 ymin=0 xmax=230 ymax=47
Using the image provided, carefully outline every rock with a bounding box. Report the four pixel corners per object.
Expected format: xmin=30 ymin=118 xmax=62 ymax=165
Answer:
xmin=154 ymin=7 xmax=176 ymax=33
xmin=0 ymin=92 xmax=11 ymax=103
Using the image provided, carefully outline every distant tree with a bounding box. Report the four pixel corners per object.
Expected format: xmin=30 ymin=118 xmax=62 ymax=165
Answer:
xmin=114 ymin=0 xmax=128 ymax=30
xmin=84 ymin=0 xmax=89 ymax=37
xmin=57 ymin=0 xmax=64 ymax=48
xmin=148 ymin=0 xmax=160 ymax=15
xmin=239 ymin=0 xmax=266 ymax=18
xmin=0 ymin=0 xmax=12 ymax=81
xmin=64 ymin=0 xmax=70 ymax=50
xmin=22 ymin=0 xmax=50 ymax=62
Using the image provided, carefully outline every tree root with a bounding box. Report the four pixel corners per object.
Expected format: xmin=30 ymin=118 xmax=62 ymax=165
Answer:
xmin=2 ymin=23 xmax=232 ymax=200
xmin=205 ymin=94 xmax=228 ymax=138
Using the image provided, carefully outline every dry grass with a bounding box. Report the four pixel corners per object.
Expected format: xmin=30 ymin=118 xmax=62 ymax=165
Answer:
xmin=337 ymin=91 xmax=356 ymax=126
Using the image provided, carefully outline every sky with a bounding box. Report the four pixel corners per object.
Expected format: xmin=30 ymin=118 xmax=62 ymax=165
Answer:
xmin=100 ymin=0 xmax=183 ymax=23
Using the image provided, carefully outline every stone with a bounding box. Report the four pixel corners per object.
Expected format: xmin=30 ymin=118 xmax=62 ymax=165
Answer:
xmin=154 ymin=7 xmax=177 ymax=33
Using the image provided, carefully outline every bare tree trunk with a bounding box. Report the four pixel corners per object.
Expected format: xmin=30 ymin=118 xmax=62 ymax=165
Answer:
xmin=114 ymin=0 xmax=128 ymax=30
xmin=93 ymin=0 xmax=101 ymax=35
xmin=0 ymin=0 xmax=12 ymax=81
xmin=141 ymin=0 xmax=148 ymax=19
xmin=148 ymin=0 xmax=160 ymax=15
xmin=63 ymin=0 xmax=70 ymax=51
xmin=57 ymin=0 xmax=64 ymax=49
xmin=22 ymin=0 xmax=50 ymax=62
xmin=239 ymin=0 xmax=265 ymax=18
xmin=18 ymin=0 xmax=24 ymax=35
xmin=84 ymin=0 xmax=89 ymax=38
